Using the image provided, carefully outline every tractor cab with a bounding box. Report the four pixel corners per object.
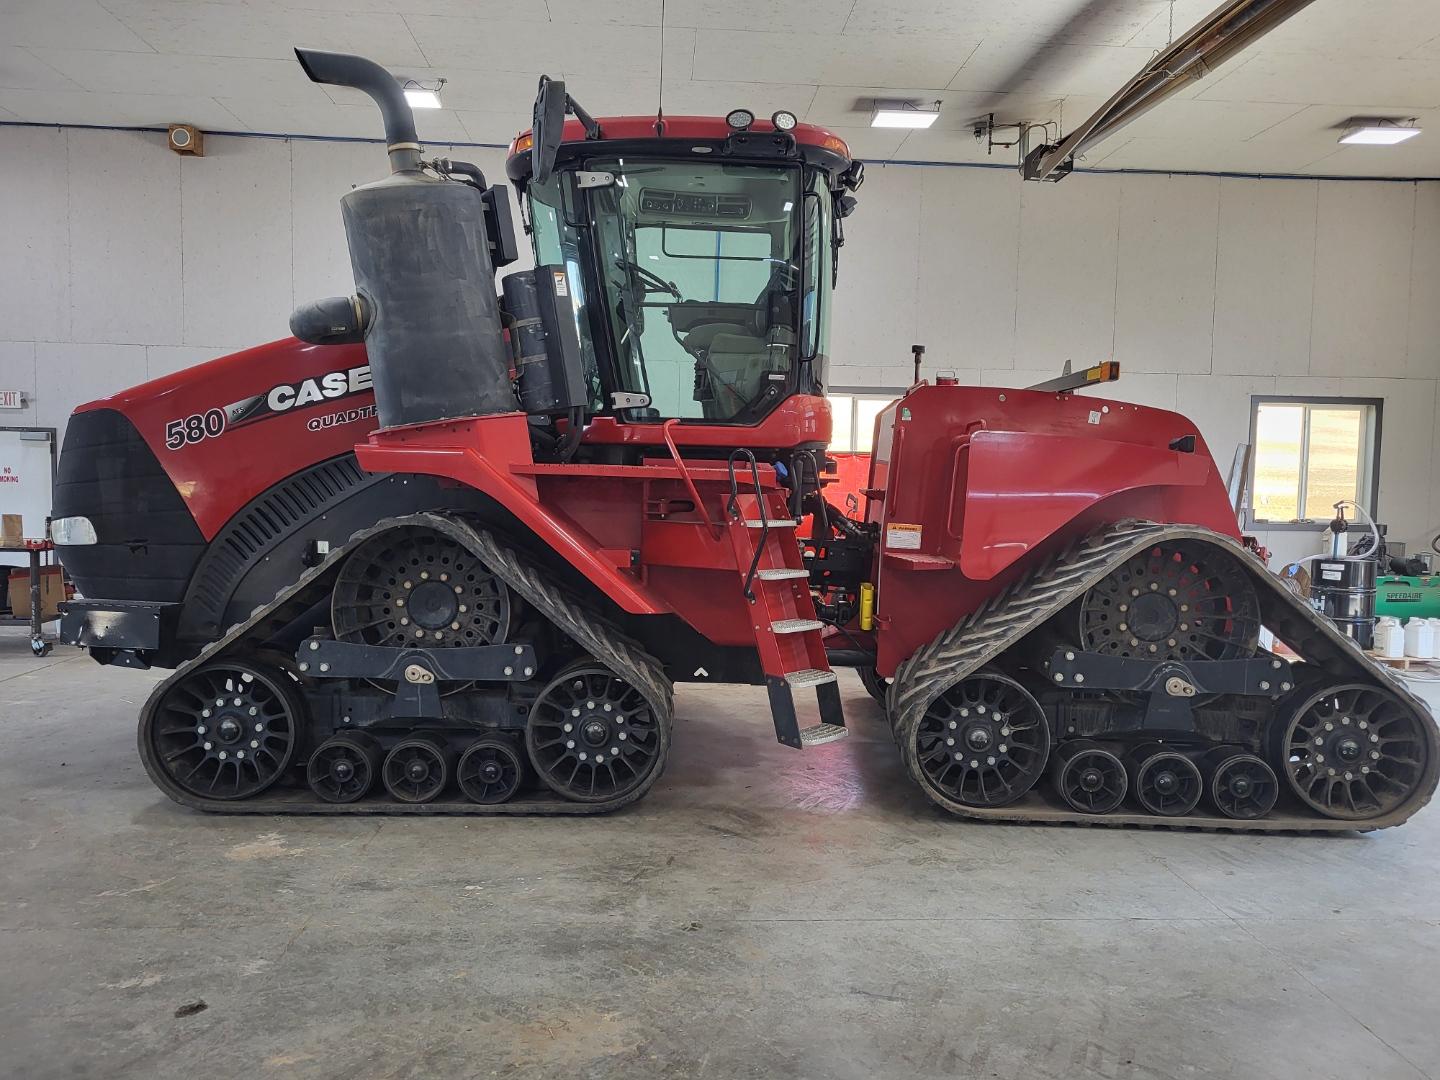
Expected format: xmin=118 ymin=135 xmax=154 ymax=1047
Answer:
xmin=505 ymin=93 xmax=863 ymax=438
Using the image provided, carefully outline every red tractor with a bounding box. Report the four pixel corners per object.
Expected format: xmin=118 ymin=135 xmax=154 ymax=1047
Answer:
xmin=52 ymin=50 xmax=1435 ymax=829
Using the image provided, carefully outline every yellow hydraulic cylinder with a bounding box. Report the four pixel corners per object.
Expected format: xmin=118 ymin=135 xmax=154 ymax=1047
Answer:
xmin=859 ymin=582 xmax=875 ymax=631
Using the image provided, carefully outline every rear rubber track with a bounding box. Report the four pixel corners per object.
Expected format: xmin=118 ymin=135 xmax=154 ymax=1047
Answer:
xmin=136 ymin=511 xmax=673 ymax=815
xmin=890 ymin=521 xmax=1440 ymax=833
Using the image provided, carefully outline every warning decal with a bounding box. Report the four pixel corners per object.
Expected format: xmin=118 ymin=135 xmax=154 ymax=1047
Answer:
xmin=886 ymin=523 xmax=923 ymax=551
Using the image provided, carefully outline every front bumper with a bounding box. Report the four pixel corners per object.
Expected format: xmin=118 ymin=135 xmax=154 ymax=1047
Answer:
xmin=59 ymin=600 xmax=180 ymax=667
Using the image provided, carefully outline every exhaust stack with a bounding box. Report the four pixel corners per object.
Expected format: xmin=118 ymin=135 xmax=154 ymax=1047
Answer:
xmin=291 ymin=48 xmax=515 ymax=429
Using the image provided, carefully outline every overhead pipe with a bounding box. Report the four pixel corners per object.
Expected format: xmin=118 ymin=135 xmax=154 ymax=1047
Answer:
xmin=1023 ymin=0 xmax=1320 ymax=181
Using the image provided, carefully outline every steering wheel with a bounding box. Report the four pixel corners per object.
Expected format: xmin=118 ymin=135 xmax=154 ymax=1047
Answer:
xmin=614 ymin=258 xmax=682 ymax=299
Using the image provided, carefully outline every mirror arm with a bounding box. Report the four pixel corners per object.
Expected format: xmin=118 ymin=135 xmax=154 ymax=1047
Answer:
xmin=567 ymin=96 xmax=603 ymax=140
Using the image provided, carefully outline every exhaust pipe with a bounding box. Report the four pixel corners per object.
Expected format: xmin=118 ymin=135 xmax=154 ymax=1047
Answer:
xmin=293 ymin=48 xmax=421 ymax=173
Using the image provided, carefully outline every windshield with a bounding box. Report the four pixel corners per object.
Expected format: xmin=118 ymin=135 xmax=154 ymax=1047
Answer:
xmin=586 ymin=160 xmax=819 ymax=422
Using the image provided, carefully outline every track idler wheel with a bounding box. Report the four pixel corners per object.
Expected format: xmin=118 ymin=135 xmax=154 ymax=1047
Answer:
xmin=1204 ymin=749 xmax=1278 ymax=820
xmin=457 ymin=736 xmax=525 ymax=804
xmin=143 ymin=659 xmax=302 ymax=801
xmin=526 ymin=661 xmax=668 ymax=804
xmin=1079 ymin=541 xmax=1260 ymax=664
xmin=1127 ymin=745 xmax=1202 ymax=816
xmin=382 ymin=735 xmax=453 ymax=803
xmin=307 ymin=733 xmax=382 ymax=804
xmin=909 ymin=670 xmax=1050 ymax=809
xmin=1051 ymin=741 xmax=1127 ymax=814
xmin=1275 ymin=682 xmax=1431 ymax=821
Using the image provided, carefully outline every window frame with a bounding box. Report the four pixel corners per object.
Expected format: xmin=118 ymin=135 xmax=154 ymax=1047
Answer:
xmin=828 ymin=386 xmax=908 ymax=455
xmin=1245 ymin=395 xmax=1383 ymax=531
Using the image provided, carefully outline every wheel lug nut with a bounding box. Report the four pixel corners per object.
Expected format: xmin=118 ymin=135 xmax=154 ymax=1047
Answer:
xmin=420 ymin=571 xmax=430 ymax=580
xmin=566 ymin=740 xmax=575 ymax=749
xmin=415 ymin=629 xmax=424 ymax=638
xmin=458 ymin=605 xmax=468 ymax=613
xmin=218 ymin=751 xmax=227 ymax=760
xmin=604 ymin=703 xmax=613 ymax=712
xmin=202 ymin=708 xmax=211 ymax=718
xmin=440 ymin=573 xmax=449 ymax=582
xmin=564 ymin=723 xmax=573 ymax=732
xmin=251 ymin=740 xmax=259 ymax=748
xmin=998 ymin=744 xmax=1008 ymax=753
xmin=587 ymin=701 xmax=596 ymax=709
xmin=255 ymin=723 xmax=264 ymax=732
xmin=197 ymin=725 xmax=206 ymax=734
xmin=404 ymin=580 xmax=413 ymax=590
xmin=946 ymin=737 xmax=955 ymax=746
xmin=236 ymin=751 xmax=245 ymax=760
xmin=618 ymin=732 xmax=627 ymax=740
xmin=579 ymin=752 xmax=587 ymax=761
xmin=949 ymin=721 xmax=958 ymax=729
xmin=203 ymin=741 xmax=213 ymax=750
xmin=395 ymin=598 xmax=405 ymax=608
xmin=611 ymin=746 xmax=619 ymax=754
xmin=572 ymin=708 xmax=581 ymax=717
xmin=451 ymin=622 xmax=460 ymax=631
xmin=400 ymin=617 xmax=410 ymax=626
xmin=1371 ymin=750 xmax=1381 ymax=760
xmin=986 ymin=756 xmax=996 ymax=765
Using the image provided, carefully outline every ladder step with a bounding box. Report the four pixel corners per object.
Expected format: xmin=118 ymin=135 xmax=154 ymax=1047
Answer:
xmin=756 ymin=568 xmax=808 ymax=581
xmin=771 ymin=618 xmax=823 ymax=634
xmin=784 ymin=667 xmax=837 ymax=689
xmin=799 ymin=723 xmax=850 ymax=746
xmin=744 ymin=518 xmax=799 ymax=528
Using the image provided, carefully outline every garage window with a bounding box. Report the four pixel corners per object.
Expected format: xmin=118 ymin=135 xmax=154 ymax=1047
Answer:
xmin=1247 ymin=397 xmax=1381 ymax=527
xmin=828 ymin=389 xmax=905 ymax=453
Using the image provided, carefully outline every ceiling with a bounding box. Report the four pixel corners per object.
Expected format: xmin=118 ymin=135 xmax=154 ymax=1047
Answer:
xmin=4 ymin=0 xmax=1440 ymax=176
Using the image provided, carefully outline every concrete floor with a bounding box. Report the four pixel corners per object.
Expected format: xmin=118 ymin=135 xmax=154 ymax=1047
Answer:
xmin=2 ymin=628 xmax=1439 ymax=1080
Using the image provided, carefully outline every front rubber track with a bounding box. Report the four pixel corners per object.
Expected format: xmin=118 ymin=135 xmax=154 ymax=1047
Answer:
xmin=135 ymin=512 xmax=673 ymax=816
xmin=891 ymin=521 xmax=1440 ymax=834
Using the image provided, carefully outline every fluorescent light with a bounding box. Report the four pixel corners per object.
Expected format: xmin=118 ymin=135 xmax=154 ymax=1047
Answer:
xmin=871 ymin=99 xmax=940 ymax=129
xmin=1339 ymin=120 xmax=1420 ymax=145
xmin=404 ymin=87 xmax=442 ymax=109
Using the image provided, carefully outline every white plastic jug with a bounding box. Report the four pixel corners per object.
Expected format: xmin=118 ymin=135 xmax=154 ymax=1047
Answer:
xmin=1404 ymin=617 xmax=1434 ymax=659
xmin=1429 ymin=618 xmax=1440 ymax=660
xmin=1379 ymin=617 xmax=1406 ymax=659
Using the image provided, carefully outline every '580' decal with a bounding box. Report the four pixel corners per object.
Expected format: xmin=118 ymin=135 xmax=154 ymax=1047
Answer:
xmin=162 ymin=364 xmax=373 ymax=452
xmin=164 ymin=409 xmax=226 ymax=449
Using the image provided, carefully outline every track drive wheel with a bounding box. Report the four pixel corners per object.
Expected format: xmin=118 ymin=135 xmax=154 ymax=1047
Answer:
xmin=333 ymin=526 xmax=512 ymax=651
xmin=457 ymin=736 xmax=525 ymax=804
xmin=526 ymin=661 xmax=668 ymax=804
xmin=906 ymin=670 xmax=1050 ymax=810
xmin=1051 ymin=741 xmax=1127 ymax=814
xmin=307 ymin=733 xmax=382 ymax=804
xmin=1274 ymin=682 xmax=1432 ymax=821
xmin=142 ymin=659 xmax=303 ymax=801
xmin=1128 ymin=746 xmax=1203 ymax=816
xmin=1079 ymin=541 xmax=1260 ymax=664
xmin=382 ymin=735 xmax=452 ymax=803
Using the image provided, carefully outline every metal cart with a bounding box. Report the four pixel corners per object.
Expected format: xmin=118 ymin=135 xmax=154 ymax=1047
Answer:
xmin=0 ymin=539 xmax=56 ymax=656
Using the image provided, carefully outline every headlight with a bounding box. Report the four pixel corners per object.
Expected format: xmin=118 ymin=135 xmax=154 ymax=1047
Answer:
xmin=725 ymin=108 xmax=755 ymax=132
xmin=50 ymin=516 xmax=97 ymax=545
xmin=771 ymin=110 xmax=798 ymax=132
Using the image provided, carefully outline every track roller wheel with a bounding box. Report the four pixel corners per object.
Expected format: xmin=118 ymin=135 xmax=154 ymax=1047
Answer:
xmin=382 ymin=735 xmax=452 ymax=803
xmin=1275 ymin=682 xmax=1431 ymax=821
xmin=142 ymin=659 xmax=302 ymax=801
xmin=908 ymin=670 xmax=1050 ymax=809
xmin=1051 ymin=741 xmax=1127 ymax=814
xmin=1204 ymin=750 xmax=1278 ymax=820
xmin=1079 ymin=541 xmax=1260 ymax=664
xmin=457 ymin=736 xmax=525 ymax=804
xmin=1127 ymin=745 xmax=1202 ymax=816
xmin=527 ymin=661 xmax=667 ymax=804
xmin=307 ymin=733 xmax=382 ymax=804
xmin=333 ymin=527 xmax=512 ymax=651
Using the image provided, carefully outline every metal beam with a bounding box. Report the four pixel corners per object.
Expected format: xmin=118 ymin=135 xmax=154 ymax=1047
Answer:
xmin=1022 ymin=0 xmax=1320 ymax=181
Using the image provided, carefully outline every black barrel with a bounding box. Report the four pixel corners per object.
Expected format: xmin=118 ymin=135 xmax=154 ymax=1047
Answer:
xmin=1310 ymin=556 xmax=1378 ymax=649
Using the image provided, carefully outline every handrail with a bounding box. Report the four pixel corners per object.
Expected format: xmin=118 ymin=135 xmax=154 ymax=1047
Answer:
xmin=661 ymin=419 xmax=713 ymax=530
xmin=728 ymin=448 xmax=768 ymax=601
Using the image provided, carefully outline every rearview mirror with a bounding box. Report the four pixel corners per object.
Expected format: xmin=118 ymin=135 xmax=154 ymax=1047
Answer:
xmin=532 ymin=75 xmax=568 ymax=185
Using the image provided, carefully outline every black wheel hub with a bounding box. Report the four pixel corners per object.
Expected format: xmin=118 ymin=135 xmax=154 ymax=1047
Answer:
xmin=1078 ymin=767 xmax=1105 ymax=791
xmin=1208 ymin=752 xmax=1278 ymax=820
xmin=383 ymin=739 xmax=450 ymax=803
xmin=306 ymin=734 xmax=380 ymax=804
xmin=1079 ymin=542 xmax=1260 ymax=663
xmin=1053 ymin=743 xmax=1128 ymax=814
xmin=1279 ymin=683 xmax=1430 ymax=820
xmin=330 ymin=758 xmax=355 ymax=783
xmin=913 ymin=672 xmax=1050 ymax=809
xmin=147 ymin=662 xmax=299 ymax=801
xmin=457 ymin=738 xmax=525 ymax=805
xmin=332 ymin=527 xmax=511 ymax=652
xmin=526 ymin=665 xmax=664 ymax=803
xmin=1132 ymin=751 xmax=1202 ymax=816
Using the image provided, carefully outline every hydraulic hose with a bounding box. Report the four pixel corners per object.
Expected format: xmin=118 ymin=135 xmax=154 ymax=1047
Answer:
xmin=294 ymin=48 xmax=421 ymax=172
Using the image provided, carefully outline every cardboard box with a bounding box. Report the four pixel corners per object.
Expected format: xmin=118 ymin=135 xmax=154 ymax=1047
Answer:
xmin=0 ymin=514 xmax=21 ymax=547
xmin=8 ymin=566 xmax=67 ymax=621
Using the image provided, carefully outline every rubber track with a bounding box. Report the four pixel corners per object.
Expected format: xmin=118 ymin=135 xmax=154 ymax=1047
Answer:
xmin=136 ymin=512 xmax=674 ymax=815
xmin=890 ymin=521 xmax=1440 ymax=833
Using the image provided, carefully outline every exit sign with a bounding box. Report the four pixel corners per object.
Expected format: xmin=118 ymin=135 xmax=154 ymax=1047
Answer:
xmin=0 ymin=391 xmax=23 ymax=410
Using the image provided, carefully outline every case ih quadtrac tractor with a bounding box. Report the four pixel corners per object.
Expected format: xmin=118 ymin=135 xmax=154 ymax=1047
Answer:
xmin=53 ymin=49 xmax=1436 ymax=829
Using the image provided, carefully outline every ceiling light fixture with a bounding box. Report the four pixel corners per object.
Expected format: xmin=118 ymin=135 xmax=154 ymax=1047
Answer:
xmin=400 ymin=77 xmax=446 ymax=109
xmin=871 ymin=100 xmax=941 ymax=129
xmin=1338 ymin=118 xmax=1421 ymax=145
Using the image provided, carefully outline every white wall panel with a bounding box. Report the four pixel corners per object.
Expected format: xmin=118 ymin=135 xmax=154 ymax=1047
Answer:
xmin=1407 ymin=184 xmax=1440 ymax=380
xmin=916 ymin=167 xmax=1019 ymax=371
xmin=1212 ymin=178 xmax=1317 ymax=377
xmin=180 ymin=137 xmax=293 ymax=347
xmin=34 ymin=342 xmax=147 ymax=445
xmin=1113 ymin=173 xmax=1219 ymax=375
xmin=0 ymin=342 xmax=39 ymax=426
xmin=0 ymin=128 xmax=69 ymax=343
xmin=1016 ymin=173 xmax=1121 ymax=371
xmin=67 ymin=129 xmax=182 ymax=347
xmin=1310 ymin=181 xmax=1416 ymax=378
